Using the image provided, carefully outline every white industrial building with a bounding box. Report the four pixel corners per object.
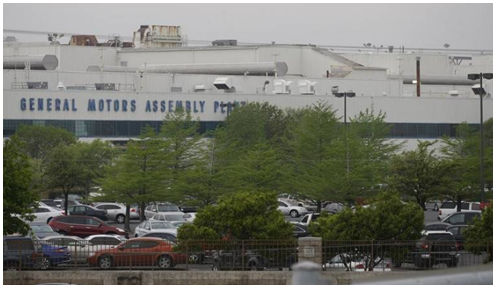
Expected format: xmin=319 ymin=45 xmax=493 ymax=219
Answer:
xmin=3 ymin=25 xmax=493 ymax=150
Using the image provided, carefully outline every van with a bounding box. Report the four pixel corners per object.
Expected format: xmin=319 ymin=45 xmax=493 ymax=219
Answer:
xmin=438 ymin=201 xmax=481 ymax=220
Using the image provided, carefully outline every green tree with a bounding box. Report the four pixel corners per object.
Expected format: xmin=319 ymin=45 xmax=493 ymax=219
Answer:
xmin=177 ymin=191 xmax=293 ymax=240
xmin=99 ymin=126 xmax=170 ymax=221
xmin=388 ymin=141 xmax=445 ymax=210
xmin=4 ymin=136 xmax=39 ymax=235
xmin=15 ymin=125 xmax=76 ymax=161
xmin=464 ymin=205 xmax=493 ymax=263
xmin=77 ymin=140 xmax=116 ymax=198
xmin=286 ymin=101 xmax=340 ymax=209
xmin=325 ymin=109 xmax=401 ymax=205
xmin=310 ymin=191 xmax=424 ymax=270
xmin=43 ymin=143 xmax=86 ymax=214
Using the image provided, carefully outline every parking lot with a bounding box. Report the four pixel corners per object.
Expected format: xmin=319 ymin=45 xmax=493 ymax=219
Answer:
xmin=106 ymin=207 xmax=441 ymax=239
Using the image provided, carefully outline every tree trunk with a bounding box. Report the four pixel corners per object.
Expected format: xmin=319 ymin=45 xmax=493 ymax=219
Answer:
xmin=140 ymin=202 xmax=146 ymax=221
xmin=316 ymin=200 xmax=322 ymax=213
xmin=64 ymin=192 xmax=69 ymax=215
xmin=456 ymin=195 xmax=462 ymax=212
xmin=125 ymin=204 xmax=131 ymax=232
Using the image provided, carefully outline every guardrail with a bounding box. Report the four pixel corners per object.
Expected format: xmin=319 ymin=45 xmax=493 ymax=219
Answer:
xmin=3 ymin=238 xmax=491 ymax=272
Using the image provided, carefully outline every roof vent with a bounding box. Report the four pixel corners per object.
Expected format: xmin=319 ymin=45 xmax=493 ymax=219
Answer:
xmin=194 ymin=84 xmax=206 ymax=92
xmin=273 ymin=79 xmax=292 ymax=94
xmin=214 ymin=77 xmax=234 ymax=90
xmin=298 ymin=80 xmax=316 ymax=95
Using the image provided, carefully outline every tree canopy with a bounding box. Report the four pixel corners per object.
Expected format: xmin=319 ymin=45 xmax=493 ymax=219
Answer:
xmin=4 ymin=136 xmax=39 ymax=235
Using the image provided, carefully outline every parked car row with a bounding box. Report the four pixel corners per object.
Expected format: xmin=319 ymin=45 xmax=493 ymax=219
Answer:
xmin=3 ymin=236 xmax=186 ymax=270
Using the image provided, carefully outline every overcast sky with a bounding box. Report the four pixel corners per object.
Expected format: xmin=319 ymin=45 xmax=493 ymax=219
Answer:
xmin=3 ymin=3 xmax=493 ymax=50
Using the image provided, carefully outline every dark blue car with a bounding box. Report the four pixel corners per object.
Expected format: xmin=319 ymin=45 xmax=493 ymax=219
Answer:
xmin=3 ymin=237 xmax=70 ymax=270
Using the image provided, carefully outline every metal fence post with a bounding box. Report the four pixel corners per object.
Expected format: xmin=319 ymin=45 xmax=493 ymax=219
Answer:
xmin=186 ymin=241 xmax=189 ymax=270
xmin=74 ymin=244 xmax=78 ymax=269
xmin=18 ymin=246 xmax=22 ymax=271
xmin=242 ymin=240 xmax=245 ymax=271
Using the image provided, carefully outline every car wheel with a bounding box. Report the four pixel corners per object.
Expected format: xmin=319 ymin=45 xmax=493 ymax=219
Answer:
xmin=158 ymin=255 xmax=172 ymax=269
xmin=290 ymin=210 xmax=299 ymax=218
xmin=433 ymin=204 xmax=439 ymax=211
xmin=189 ymin=254 xmax=199 ymax=264
xmin=99 ymin=255 xmax=113 ymax=269
xmin=135 ymin=234 xmax=139 ymax=238
xmin=116 ymin=214 xmax=125 ymax=224
xmin=39 ymin=256 xmax=51 ymax=270
xmin=212 ymin=264 xmax=219 ymax=271
xmin=58 ymin=230 xmax=67 ymax=235
xmin=248 ymin=262 xmax=258 ymax=271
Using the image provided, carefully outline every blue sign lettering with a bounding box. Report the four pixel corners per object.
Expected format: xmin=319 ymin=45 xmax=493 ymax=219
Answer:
xmin=106 ymin=99 xmax=112 ymax=111
xmin=38 ymin=98 xmax=43 ymax=111
xmin=131 ymin=100 xmax=136 ymax=112
xmin=55 ymin=99 xmax=61 ymax=111
xmin=168 ymin=100 xmax=174 ymax=112
xmin=199 ymin=101 xmax=205 ymax=113
xmin=122 ymin=100 xmax=128 ymax=112
xmin=176 ymin=101 xmax=183 ymax=111
xmin=47 ymin=98 xmax=52 ymax=111
xmin=153 ymin=100 xmax=158 ymax=112
xmin=72 ymin=99 xmax=77 ymax=111
xmin=29 ymin=98 xmax=35 ymax=111
xmin=146 ymin=100 xmax=151 ymax=112
xmin=88 ymin=99 xmax=96 ymax=111
xmin=214 ymin=101 xmax=220 ymax=113
xmin=114 ymin=100 xmax=119 ymax=112
xmin=185 ymin=101 xmax=191 ymax=112
xmin=63 ymin=99 xmax=70 ymax=111
xmin=160 ymin=100 xmax=166 ymax=112
xmin=20 ymin=98 xmax=26 ymax=111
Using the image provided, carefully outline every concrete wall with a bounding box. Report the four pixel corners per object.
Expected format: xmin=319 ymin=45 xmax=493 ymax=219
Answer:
xmin=3 ymin=270 xmax=420 ymax=285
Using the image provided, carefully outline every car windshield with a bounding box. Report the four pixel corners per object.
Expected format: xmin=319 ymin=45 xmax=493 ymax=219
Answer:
xmin=151 ymin=222 xmax=175 ymax=230
xmin=30 ymin=225 xmax=53 ymax=232
xmin=157 ymin=205 xmax=180 ymax=212
xmin=165 ymin=215 xmax=184 ymax=221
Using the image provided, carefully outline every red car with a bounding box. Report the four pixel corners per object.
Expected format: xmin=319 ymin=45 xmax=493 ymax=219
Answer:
xmin=48 ymin=215 xmax=128 ymax=238
xmin=87 ymin=238 xmax=187 ymax=269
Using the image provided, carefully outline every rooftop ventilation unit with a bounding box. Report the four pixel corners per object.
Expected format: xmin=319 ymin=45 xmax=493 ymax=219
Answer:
xmin=95 ymin=83 xmax=116 ymax=91
xmin=194 ymin=84 xmax=206 ymax=92
xmin=273 ymin=79 xmax=292 ymax=94
xmin=27 ymin=82 xmax=48 ymax=90
xmin=298 ymin=80 xmax=317 ymax=95
xmin=212 ymin=39 xmax=237 ymax=46
xmin=213 ymin=77 xmax=234 ymax=90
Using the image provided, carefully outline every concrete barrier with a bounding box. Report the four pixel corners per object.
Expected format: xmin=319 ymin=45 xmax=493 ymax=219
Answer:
xmin=3 ymin=270 xmax=420 ymax=285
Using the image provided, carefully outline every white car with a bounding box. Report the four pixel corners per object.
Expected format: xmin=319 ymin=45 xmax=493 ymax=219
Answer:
xmin=134 ymin=220 xmax=177 ymax=238
xmin=93 ymin=203 xmax=140 ymax=223
xmin=324 ymin=254 xmax=391 ymax=272
xmin=151 ymin=213 xmax=188 ymax=225
xmin=438 ymin=201 xmax=481 ymax=220
xmin=31 ymin=205 xmax=64 ymax=224
xmin=277 ymin=199 xmax=309 ymax=218
xmin=86 ymin=234 xmax=127 ymax=257
xmin=144 ymin=203 xmax=184 ymax=219
xmin=183 ymin=212 xmax=196 ymax=222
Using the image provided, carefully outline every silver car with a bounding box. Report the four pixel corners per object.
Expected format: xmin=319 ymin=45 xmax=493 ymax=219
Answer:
xmin=134 ymin=220 xmax=177 ymax=238
xmin=150 ymin=213 xmax=188 ymax=225
xmin=94 ymin=203 xmax=139 ymax=224
xmin=277 ymin=199 xmax=309 ymax=218
xmin=144 ymin=203 xmax=184 ymax=219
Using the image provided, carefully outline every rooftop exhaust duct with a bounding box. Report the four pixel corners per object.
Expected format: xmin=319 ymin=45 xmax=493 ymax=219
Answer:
xmin=4 ymin=55 xmax=58 ymax=70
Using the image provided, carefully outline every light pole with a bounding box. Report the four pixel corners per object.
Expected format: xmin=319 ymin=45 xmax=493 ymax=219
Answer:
xmin=467 ymin=72 xmax=493 ymax=204
xmin=332 ymin=86 xmax=355 ymax=182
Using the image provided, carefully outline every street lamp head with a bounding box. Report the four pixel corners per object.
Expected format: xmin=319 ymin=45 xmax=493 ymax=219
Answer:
xmin=334 ymin=92 xmax=344 ymax=98
xmin=468 ymin=73 xmax=480 ymax=81
xmin=483 ymin=73 xmax=493 ymax=80
xmin=331 ymin=86 xmax=339 ymax=94
xmin=471 ymin=84 xmax=486 ymax=96
xmin=346 ymin=91 xmax=356 ymax=98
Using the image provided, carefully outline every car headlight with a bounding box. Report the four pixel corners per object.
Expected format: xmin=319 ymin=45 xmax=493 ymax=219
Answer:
xmin=117 ymin=228 xmax=125 ymax=232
